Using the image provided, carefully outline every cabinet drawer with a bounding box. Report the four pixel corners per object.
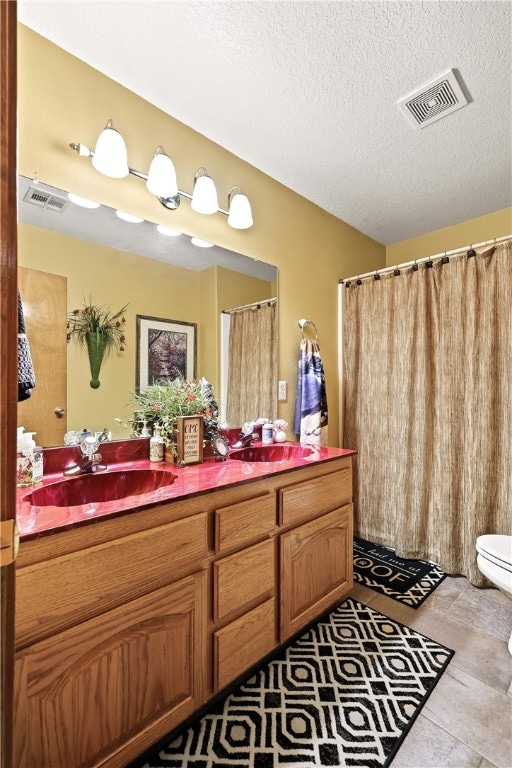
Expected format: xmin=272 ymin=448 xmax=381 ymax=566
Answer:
xmin=213 ymin=598 xmax=276 ymax=691
xmin=279 ymin=464 xmax=352 ymax=527
xmin=213 ymin=538 xmax=274 ymax=622
xmin=215 ymin=493 xmax=276 ymax=554
xmin=16 ymin=512 xmax=209 ymax=648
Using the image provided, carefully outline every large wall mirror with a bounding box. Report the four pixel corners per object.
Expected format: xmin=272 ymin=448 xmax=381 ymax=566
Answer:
xmin=17 ymin=175 xmax=278 ymax=447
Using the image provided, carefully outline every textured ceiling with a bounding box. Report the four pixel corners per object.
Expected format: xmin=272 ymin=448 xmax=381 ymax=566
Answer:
xmin=18 ymin=1 xmax=512 ymax=245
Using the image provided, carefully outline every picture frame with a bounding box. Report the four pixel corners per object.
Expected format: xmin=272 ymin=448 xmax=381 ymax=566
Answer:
xmin=176 ymin=415 xmax=204 ymax=465
xmin=136 ymin=315 xmax=197 ymax=390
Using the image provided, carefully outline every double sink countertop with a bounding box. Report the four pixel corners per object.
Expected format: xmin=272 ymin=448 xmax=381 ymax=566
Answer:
xmin=17 ymin=439 xmax=356 ymax=540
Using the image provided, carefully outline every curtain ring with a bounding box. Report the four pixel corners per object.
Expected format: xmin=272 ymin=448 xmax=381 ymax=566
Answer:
xmin=393 ymin=266 xmax=401 ymax=276
xmin=356 ymin=276 xmax=362 ymax=286
xmin=441 ymin=251 xmax=449 ymax=264
xmin=412 ymin=259 xmax=419 ymax=272
xmin=374 ymin=271 xmax=381 ymax=281
xmin=467 ymin=244 xmax=476 ymax=258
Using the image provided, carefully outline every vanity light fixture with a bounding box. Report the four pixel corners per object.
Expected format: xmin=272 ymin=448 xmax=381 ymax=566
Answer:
xmin=146 ymin=146 xmax=178 ymax=199
xmin=69 ymin=119 xmax=253 ymax=228
xmin=115 ymin=210 xmax=144 ymax=223
xmin=68 ymin=192 xmax=101 ymax=209
xmin=156 ymin=224 xmax=182 ymax=237
xmin=191 ymin=237 xmax=214 ymax=248
xmin=91 ymin=119 xmax=129 ymax=178
xmin=191 ymin=168 xmax=218 ymax=214
xmin=227 ymin=187 xmax=253 ymax=230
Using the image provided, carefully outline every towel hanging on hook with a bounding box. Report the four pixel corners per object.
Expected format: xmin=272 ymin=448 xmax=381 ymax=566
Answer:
xmin=298 ymin=318 xmax=318 ymax=340
xmin=294 ymin=320 xmax=328 ymax=445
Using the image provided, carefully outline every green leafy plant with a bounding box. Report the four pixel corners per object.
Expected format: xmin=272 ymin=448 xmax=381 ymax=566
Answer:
xmin=67 ymin=299 xmax=128 ymax=352
xmin=121 ymin=377 xmax=217 ymax=455
xmin=67 ymin=299 xmax=128 ymax=388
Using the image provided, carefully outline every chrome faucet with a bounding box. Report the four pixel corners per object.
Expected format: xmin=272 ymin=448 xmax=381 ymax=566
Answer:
xmin=63 ymin=432 xmax=107 ymax=476
xmin=231 ymin=431 xmax=257 ymax=449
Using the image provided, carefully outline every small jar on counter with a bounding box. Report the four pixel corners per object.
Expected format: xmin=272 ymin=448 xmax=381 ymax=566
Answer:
xmin=262 ymin=422 xmax=274 ymax=445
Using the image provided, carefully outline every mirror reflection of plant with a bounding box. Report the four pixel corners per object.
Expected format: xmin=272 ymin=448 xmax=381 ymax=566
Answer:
xmin=67 ymin=299 xmax=128 ymax=352
xmin=122 ymin=377 xmax=218 ymax=454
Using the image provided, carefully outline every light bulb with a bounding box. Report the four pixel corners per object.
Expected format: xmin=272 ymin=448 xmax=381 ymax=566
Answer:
xmin=191 ymin=237 xmax=214 ymax=248
xmin=91 ymin=120 xmax=129 ymax=178
xmin=157 ymin=224 xmax=182 ymax=237
xmin=146 ymin=148 xmax=178 ymax=198
xmin=191 ymin=170 xmax=218 ymax=214
xmin=228 ymin=192 xmax=253 ymax=229
xmin=116 ymin=210 xmax=144 ymax=223
xmin=68 ymin=192 xmax=100 ymax=209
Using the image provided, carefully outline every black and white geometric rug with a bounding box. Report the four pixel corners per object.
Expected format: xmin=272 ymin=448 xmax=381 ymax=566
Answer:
xmin=135 ymin=597 xmax=453 ymax=768
xmin=353 ymin=537 xmax=447 ymax=608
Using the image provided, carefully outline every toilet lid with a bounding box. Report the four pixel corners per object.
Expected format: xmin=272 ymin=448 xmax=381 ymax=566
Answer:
xmin=476 ymin=535 xmax=512 ymax=566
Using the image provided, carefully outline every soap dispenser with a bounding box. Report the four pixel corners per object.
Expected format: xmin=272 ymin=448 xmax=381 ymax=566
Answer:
xmin=150 ymin=425 xmax=164 ymax=462
xmin=16 ymin=427 xmax=42 ymax=486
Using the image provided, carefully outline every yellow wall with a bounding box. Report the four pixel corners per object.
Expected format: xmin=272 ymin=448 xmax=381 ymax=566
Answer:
xmin=17 ymin=24 xmax=386 ymax=444
xmin=386 ymin=207 xmax=512 ymax=266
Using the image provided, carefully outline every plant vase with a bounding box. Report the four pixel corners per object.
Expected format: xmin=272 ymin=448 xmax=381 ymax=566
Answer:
xmin=85 ymin=330 xmax=106 ymax=389
xmin=164 ymin=442 xmax=177 ymax=464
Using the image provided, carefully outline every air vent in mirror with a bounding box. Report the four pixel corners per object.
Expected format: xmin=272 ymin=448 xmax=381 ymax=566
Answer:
xmin=23 ymin=185 xmax=70 ymax=213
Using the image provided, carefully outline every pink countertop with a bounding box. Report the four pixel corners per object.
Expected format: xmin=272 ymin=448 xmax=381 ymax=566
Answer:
xmin=17 ymin=441 xmax=356 ymax=541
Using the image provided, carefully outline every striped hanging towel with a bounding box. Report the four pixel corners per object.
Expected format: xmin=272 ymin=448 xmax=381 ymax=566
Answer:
xmin=293 ymin=338 xmax=328 ymax=445
xmin=18 ymin=289 xmax=36 ymax=402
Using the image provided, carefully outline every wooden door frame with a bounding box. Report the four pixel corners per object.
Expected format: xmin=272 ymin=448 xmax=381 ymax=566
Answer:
xmin=0 ymin=2 xmax=18 ymax=767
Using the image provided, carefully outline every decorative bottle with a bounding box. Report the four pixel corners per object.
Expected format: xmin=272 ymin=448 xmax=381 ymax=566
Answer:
xmin=274 ymin=428 xmax=287 ymax=443
xmin=150 ymin=425 xmax=164 ymax=462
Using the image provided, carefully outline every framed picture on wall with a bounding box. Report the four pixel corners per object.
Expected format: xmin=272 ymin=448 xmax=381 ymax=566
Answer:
xmin=136 ymin=315 xmax=197 ymax=390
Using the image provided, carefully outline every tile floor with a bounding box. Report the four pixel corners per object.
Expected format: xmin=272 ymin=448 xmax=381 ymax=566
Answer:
xmin=348 ymin=577 xmax=512 ymax=768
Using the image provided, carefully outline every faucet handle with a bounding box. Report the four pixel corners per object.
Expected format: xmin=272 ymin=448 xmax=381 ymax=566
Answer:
xmin=80 ymin=434 xmax=100 ymax=457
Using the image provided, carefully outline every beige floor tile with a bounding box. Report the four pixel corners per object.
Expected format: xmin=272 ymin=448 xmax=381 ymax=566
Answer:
xmin=423 ymin=576 xmax=472 ymax=614
xmin=391 ymin=714 xmax=481 ymax=768
xmin=422 ymin=665 xmax=512 ymax=768
xmin=366 ymin=593 xmax=512 ymax=694
xmin=347 ymin=582 xmax=381 ymax=606
xmin=448 ymin=588 xmax=512 ymax=643
xmin=479 ymin=758 xmax=499 ymax=768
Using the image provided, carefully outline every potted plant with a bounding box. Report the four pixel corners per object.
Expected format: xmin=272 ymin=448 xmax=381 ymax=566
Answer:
xmin=124 ymin=377 xmax=218 ymax=460
xmin=67 ymin=299 xmax=127 ymax=388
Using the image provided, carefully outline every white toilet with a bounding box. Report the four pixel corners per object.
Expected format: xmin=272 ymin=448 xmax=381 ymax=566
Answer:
xmin=476 ymin=534 xmax=512 ymax=655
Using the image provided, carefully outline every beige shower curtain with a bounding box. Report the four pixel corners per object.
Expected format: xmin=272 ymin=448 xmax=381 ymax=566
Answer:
xmin=343 ymin=240 xmax=511 ymax=586
xmin=226 ymin=301 xmax=277 ymax=427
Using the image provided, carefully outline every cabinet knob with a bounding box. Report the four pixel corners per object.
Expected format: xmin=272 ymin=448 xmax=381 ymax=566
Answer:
xmin=54 ymin=407 xmax=65 ymax=417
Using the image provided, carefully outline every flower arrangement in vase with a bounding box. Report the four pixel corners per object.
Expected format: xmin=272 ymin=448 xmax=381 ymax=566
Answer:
xmin=67 ymin=299 xmax=127 ymax=388
xmin=122 ymin=377 xmax=218 ymax=460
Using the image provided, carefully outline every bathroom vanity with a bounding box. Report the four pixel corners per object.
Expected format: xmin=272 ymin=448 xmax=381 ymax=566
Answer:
xmin=14 ymin=443 xmax=355 ymax=768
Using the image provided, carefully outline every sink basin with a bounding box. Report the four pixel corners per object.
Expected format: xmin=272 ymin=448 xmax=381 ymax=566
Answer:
xmin=230 ymin=445 xmax=314 ymax=463
xmin=25 ymin=468 xmax=178 ymax=507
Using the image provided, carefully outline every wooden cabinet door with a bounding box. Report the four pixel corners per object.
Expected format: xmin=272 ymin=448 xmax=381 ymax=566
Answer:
xmin=14 ymin=570 xmax=207 ymax=768
xmin=280 ymin=505 xmax=353 ymax=642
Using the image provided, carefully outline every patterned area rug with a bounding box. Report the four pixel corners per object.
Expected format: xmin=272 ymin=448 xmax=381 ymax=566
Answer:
xmin=135 ymin=597 xmax=453 ymax=768
xmin=353 ymin=537 xmax=447 ymax=608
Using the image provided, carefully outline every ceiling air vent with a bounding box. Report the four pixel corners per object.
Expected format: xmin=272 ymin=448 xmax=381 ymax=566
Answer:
xmin=398 ymin=69 xmax=468 ymax=129
xmin=23 ymin=185 xmax=70 ymax=213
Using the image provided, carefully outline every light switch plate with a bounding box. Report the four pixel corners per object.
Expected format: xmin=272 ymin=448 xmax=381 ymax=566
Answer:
xmin=278 ymin=381 xmax=287 ymax=401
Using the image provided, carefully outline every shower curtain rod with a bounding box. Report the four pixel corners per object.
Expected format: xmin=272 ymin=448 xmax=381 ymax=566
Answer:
xmin=222 ymin=297 xmax=277 ymax=314
xmin=339 ymin=234 xmax=512 ymax=284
